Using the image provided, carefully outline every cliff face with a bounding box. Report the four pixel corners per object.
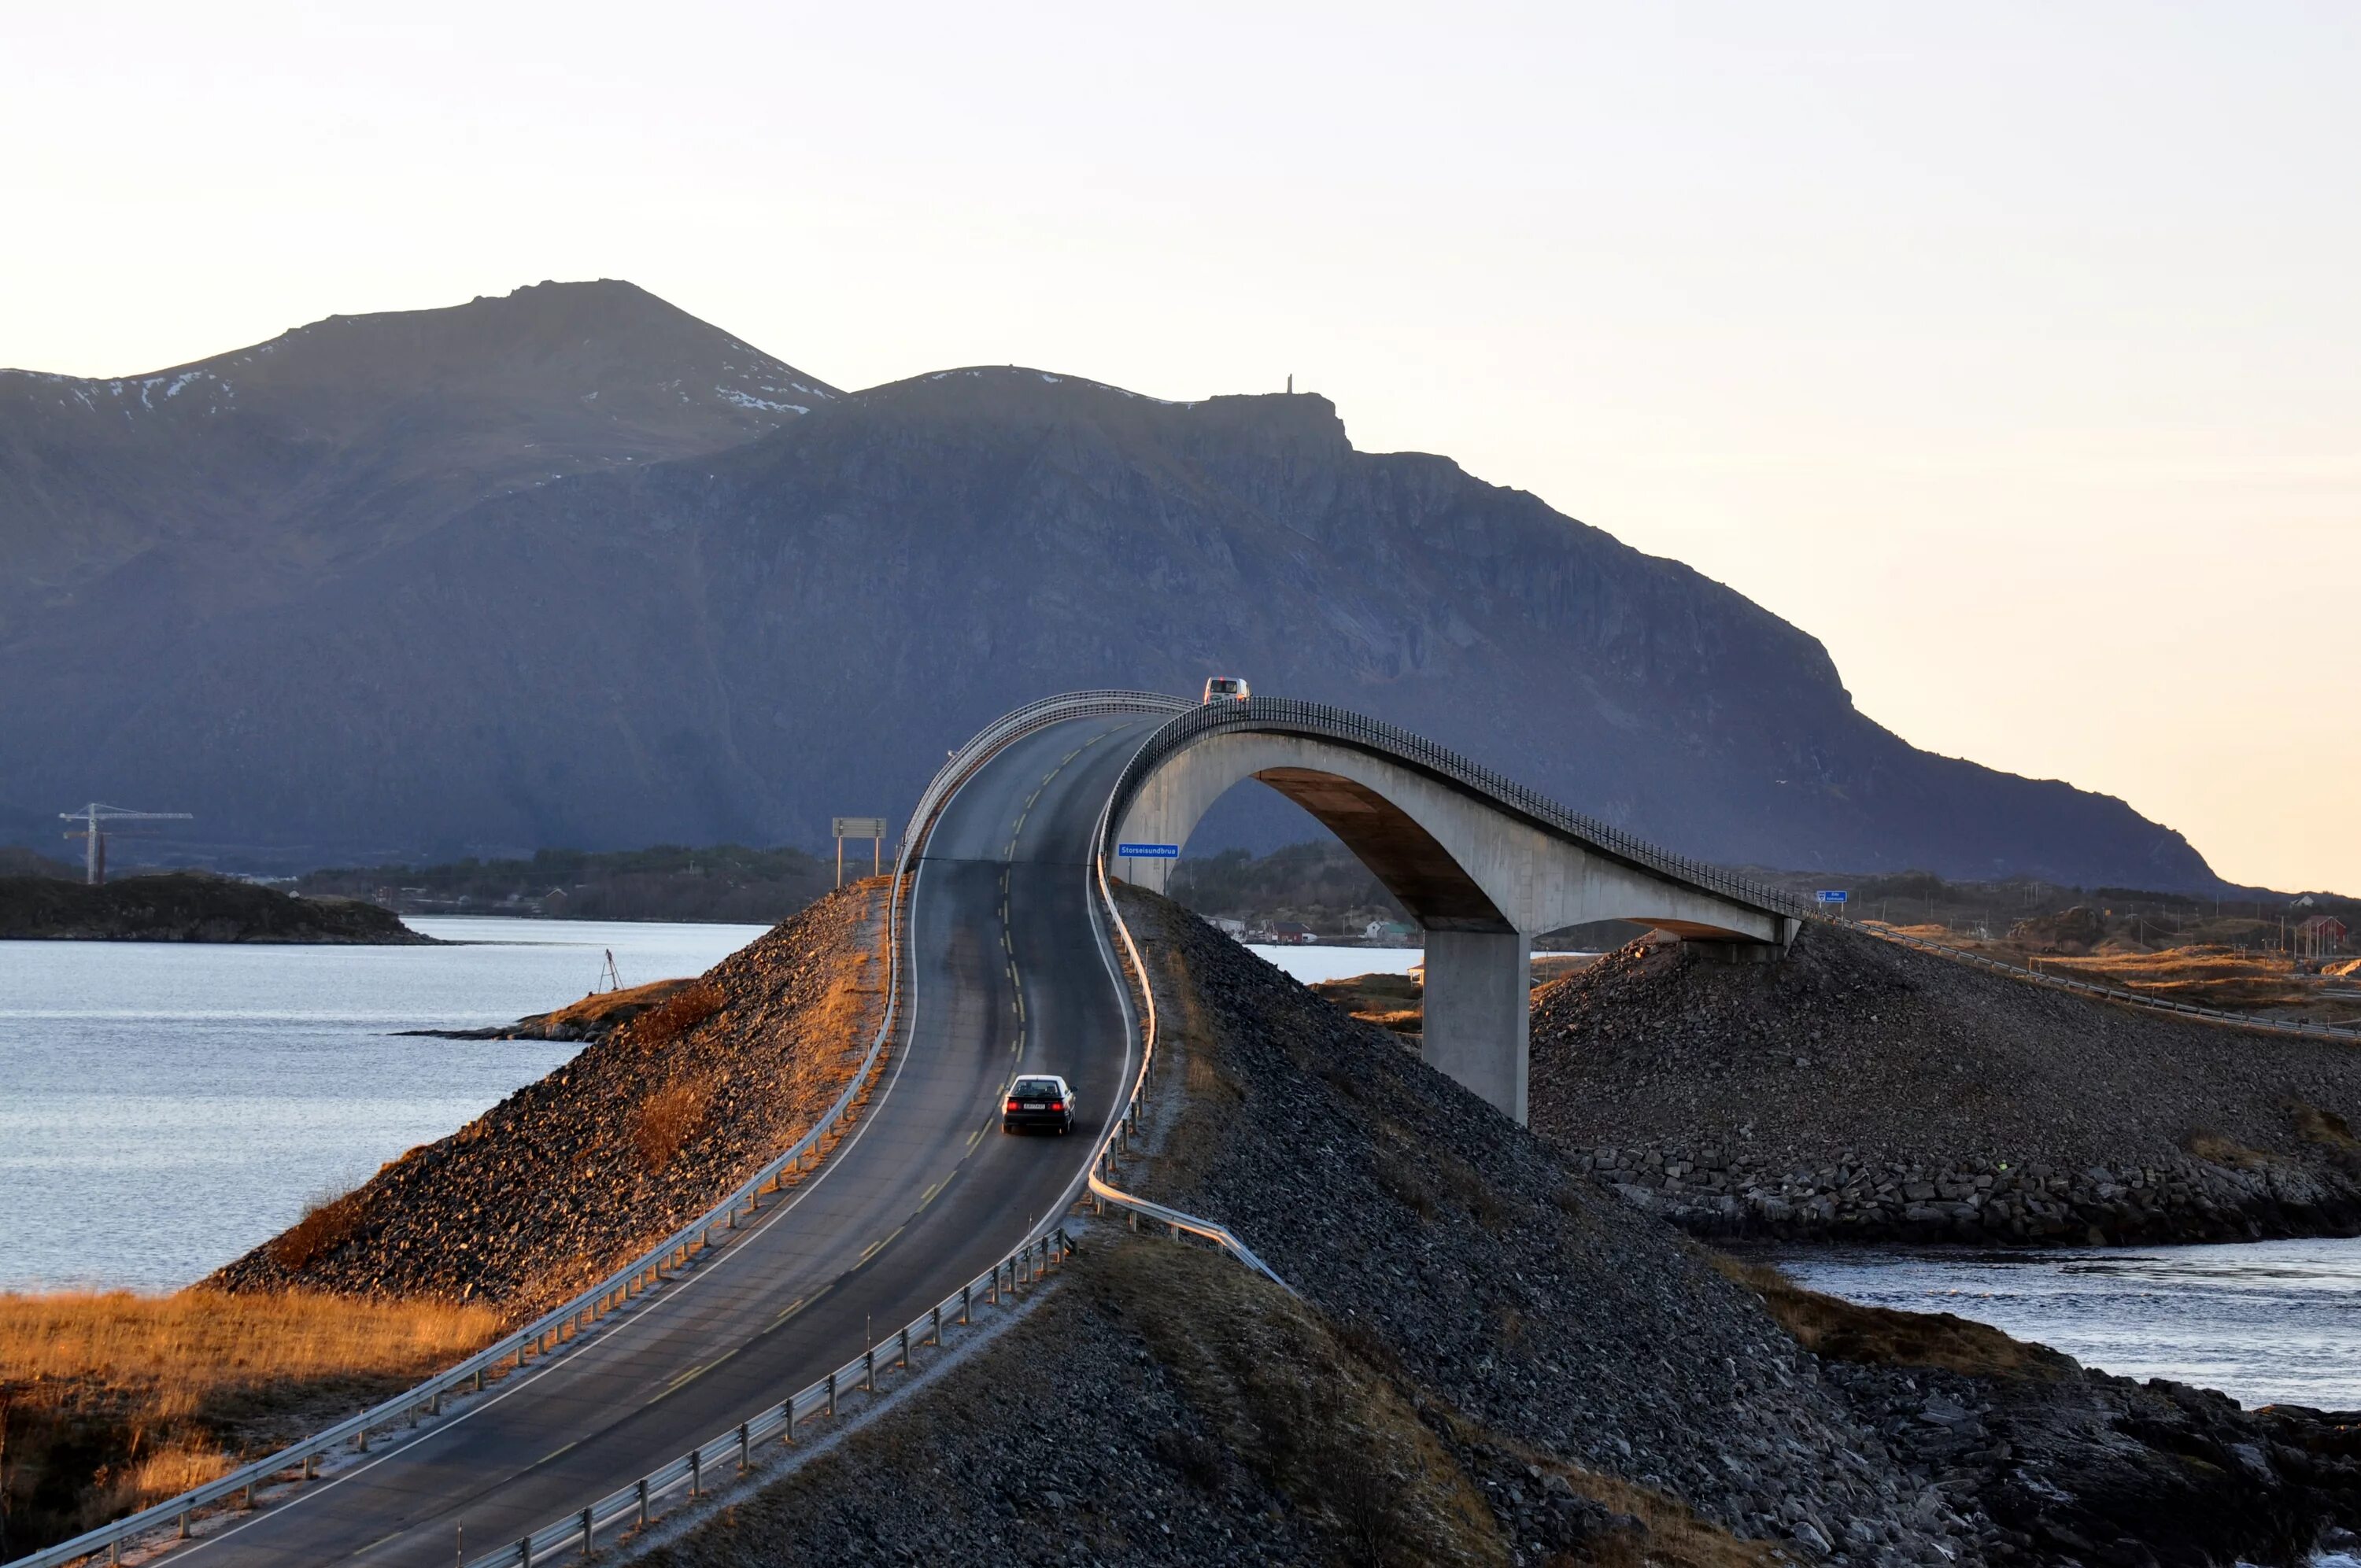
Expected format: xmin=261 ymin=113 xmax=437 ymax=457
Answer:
xmin=0 ymin=291 xmax=2220 ymax=889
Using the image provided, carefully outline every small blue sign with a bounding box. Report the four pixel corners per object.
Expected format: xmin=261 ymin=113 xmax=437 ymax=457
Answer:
xmin=1815 ymin=890 xmax=1849 ymax=904
xmin=1118 ymin=843 xmax=1180 ymax=859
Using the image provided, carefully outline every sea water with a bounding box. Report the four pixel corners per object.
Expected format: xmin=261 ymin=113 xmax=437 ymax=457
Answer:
xmin=0 ymin=917 xmax=764 ymax=1292
xmin=1780 ymin=1239 xmax=2361 ymax=1410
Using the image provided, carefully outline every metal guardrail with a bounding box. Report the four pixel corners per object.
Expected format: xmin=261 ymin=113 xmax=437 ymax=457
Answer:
xmin=17 ymin=690 xmax=1186 ymax=1568
xmin=1081 ymin=725 xmax=1295 ymax=1292
xmin=462 ymin=1228 xmax=1077 ymax=1568
xmin=454 ymin=692 xmax=1199 ymax=1566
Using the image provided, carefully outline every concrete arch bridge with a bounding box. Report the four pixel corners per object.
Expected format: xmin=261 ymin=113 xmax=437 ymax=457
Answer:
xmin=1096 ymin=696 xmax=1804 ymax=1123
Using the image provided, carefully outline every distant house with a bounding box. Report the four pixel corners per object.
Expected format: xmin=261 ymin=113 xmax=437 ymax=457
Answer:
xmin=2296 ymin=915 xmax=2351 ymax=957
xmin=1269 ymin=921 xmax=1316 ymax=945
xmin=1363 ymin=919 xmax=1417 ymax=943
xmin=1211 ymin=917 xmax=1248 ymax=939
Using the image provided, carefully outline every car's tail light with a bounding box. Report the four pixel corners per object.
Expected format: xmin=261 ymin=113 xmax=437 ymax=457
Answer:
xmin=1048 ymin=1101 xmax=1064 ymax=1111
xmin=1005 ymin=1099 xmax=1021 ymax=1112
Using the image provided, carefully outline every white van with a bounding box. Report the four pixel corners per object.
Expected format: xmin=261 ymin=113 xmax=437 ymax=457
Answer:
xmin=1201 ymin=676 xmax=1251 ymax=704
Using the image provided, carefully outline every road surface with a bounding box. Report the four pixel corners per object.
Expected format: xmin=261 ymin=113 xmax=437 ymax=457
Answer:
xmin=187 ymin=711 xmax=1163 ymax=1566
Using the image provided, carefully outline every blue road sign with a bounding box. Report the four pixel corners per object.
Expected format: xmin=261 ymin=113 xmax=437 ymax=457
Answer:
xmin=1118 ymin=843 xmax=1180 ymax=859
xmin=1815 ymin=890 xmax=1849 ymax=904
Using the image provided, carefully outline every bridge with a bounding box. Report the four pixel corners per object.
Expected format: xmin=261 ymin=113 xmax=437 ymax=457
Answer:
xmin=26 ymin=691 xmax=1798 ymax=1568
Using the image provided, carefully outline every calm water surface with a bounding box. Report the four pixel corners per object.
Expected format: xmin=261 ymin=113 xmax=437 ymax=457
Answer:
xmin=0 ymin=917 xmax=765 ymax=1292
xmin=1782 ymin=1239 xmax=2361 ymax=1410
xmin=1248 ymin=943 xmax=1420 ymax=983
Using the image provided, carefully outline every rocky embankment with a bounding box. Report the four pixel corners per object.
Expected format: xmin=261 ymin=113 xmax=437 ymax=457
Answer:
xmin=0 ymin=871 xmax=430 ymax=943
xmin=1529 ymin=924 xmax=2361 ymax=1245
xmin=648 ymin=893 xmax=2361 ymax=1567
xmin=209 ymin=883 xmax=887 ymax=1316
xmin=402 ymin=977 xmax=704 ymax=1042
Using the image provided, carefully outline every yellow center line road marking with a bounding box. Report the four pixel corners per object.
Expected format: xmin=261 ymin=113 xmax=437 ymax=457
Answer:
xmin=534 ymin=1439 xmax=580 ymax=1468
xmin=769 ymin=1297 xmax=808 ymax=1330
xmin=968 ymin=1127 xmax=985 ymax=1148
xmin=660 ymin=1362 xmax=713 ymax=1396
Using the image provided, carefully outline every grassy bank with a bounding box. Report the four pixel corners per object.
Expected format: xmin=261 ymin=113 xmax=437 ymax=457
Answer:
xmin=0 ymin=1290 xmax=498 ymax=1553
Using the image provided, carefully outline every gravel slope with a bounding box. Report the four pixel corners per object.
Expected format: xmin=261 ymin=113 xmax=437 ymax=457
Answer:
xmin=1528 ymin=925 xmax=2361 ymax=1244
xmin=209 ymin=883 xmax=885 ymax=1317
xmin=641 ymin=895 xmax=2361 ymax=1566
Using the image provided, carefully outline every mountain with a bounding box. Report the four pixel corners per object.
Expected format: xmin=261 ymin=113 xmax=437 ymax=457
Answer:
xmin=0 ymin=285 xmax=2223 ymax=891
xmin=0 ymin=279 xmax=836 ymax=633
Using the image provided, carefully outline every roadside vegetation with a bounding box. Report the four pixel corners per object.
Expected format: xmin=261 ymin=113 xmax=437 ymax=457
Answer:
xmin=0 ymin=1290 xmax=499 ymax=1555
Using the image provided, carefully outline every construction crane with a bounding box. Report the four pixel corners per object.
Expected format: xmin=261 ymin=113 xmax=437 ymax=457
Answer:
xmin=59 ymin=803 xmax=194 ymax=886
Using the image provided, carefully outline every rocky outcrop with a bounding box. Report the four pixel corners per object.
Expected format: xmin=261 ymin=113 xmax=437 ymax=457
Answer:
xmin=1581 ymin=1144 xmax=2361 ymax=1246
xmin=1530 ymin=924 xmax=2361 ymax=1245
xmin=0 ymin=873 xmax=430 ymax=943
xmin=208 ymin=883 xmax=886 ymax=1317
xmin=401 ymin=978 xmax=704 ymax=1042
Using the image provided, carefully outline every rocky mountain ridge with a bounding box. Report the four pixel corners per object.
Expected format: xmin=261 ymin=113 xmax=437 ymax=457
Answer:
xmin=0 ymin=282 xmax=2224 ymax=891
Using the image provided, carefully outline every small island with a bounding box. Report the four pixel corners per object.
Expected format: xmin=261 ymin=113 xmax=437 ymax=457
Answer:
xmin=0 ymin=871 xmax=434 ymax=943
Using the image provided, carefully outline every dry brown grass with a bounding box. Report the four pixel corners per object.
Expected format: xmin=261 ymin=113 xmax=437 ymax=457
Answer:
xmin=2036 ymin=945 xmax=2315 ymax=1009
xmin=268 ymin=1190 xmax=367 ymax=1270
xmin=538 ymin=976 xmax=700 ymax=1033
xmin=1709 ymin=1255 xmax=2065 ymax=1380
xmin=633 ymin=980 xmax=726 ymax=1046
xmin=2292 ymin=1103 xmax=2361 ymax=1157
xmin=0 ymin=1289 xmax=499 ymax=1411
xmin=0 ymin=1289 xmax=501 ymax=1549
xmin=630 ymin=1079 xmax=711 ymax=1171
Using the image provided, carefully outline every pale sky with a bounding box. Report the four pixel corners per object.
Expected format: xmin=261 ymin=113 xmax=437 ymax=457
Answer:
xmin=5 ymin=2 xmax=2354 ymax=892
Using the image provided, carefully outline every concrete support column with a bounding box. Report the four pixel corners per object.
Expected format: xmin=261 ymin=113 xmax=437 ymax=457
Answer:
xmin=1421 ymin=928 xmax=1531 ymax=1123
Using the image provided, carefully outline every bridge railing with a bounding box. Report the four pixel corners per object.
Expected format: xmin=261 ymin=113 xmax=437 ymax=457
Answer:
xmin=1097 ymin=695 xmax=2361 ymax=1046
xmin=15 ymin=691 xmax=1185 ymax=1568
xmin=1096 ymin=695 xmax=1818 ymax=928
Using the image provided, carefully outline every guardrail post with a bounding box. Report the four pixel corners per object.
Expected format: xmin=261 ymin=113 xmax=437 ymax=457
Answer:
xmin=689 ymin=1448 xmax=701 ymax=1499
xmin=579 ymin=1507 xmax=593 ymax=1558
xmin=430 ymin=1389 xmax=443 ymax=1416
xmin=179 ymin=1508 xmax=193 ymax=1539
xmin=929 ymin=1304 xmax=943 ymax=1345
xmin=637 ymin=1477 xmax=649 ymax=1528
xmin=519 ymin=1536 xmax=533 ymax=1568
xmin=898 ymin=1326 xmax=911 ymax=1368
xmin=863 ymin=1348 xmax=877 ymax=1391
xmin=357 ymin=1425 xmax=370 ymax=1452
xmin=738 ymin=1422 xmax=751 ymax=1473
xmin=474 ymin=1367 xmax=486 ymax=1393
xmin=783 ymin=1396 xmax=796 ymax=1445
xmin=826 ymin=1371 xmax=837 ymax=1417
xmin=960 ymin=1284 xmax=972 ymax=1324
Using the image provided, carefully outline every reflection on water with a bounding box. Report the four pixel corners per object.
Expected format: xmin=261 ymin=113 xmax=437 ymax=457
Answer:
xmin=1779 ymin=1238 xmax=2361 ymax=1410
xmin=0 ymin=917 xmax=766 ymax=1293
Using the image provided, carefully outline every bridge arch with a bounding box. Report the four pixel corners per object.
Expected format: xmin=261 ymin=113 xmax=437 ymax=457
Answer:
xmin=1103 ymin=709 xmax=1799 ymax=1123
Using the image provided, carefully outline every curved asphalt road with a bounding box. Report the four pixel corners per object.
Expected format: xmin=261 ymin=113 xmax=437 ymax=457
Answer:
xmin=184 ymin=710 xmax=1165 ymax=1566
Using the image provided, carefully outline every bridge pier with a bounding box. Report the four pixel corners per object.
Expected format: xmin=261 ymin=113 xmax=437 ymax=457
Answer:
xmin=1421 ymin=929 xmax=1531 ymax=1124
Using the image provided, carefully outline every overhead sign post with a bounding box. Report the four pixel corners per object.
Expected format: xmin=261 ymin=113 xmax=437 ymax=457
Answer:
xmin=833 ymin=817 xmax=890 ymax=889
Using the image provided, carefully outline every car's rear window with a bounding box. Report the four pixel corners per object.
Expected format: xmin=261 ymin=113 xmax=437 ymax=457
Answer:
xmin=1013 ymin=1079 xmax=1060 ymax=1097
